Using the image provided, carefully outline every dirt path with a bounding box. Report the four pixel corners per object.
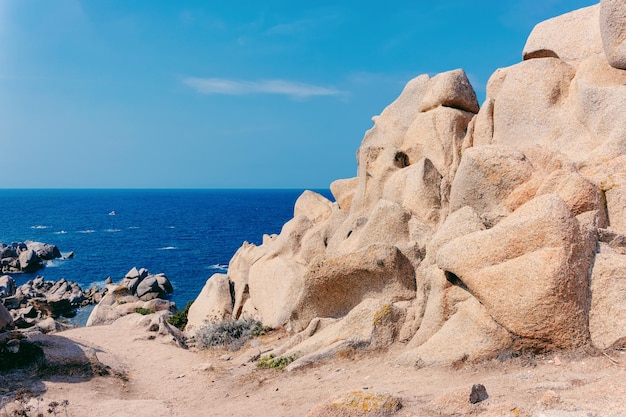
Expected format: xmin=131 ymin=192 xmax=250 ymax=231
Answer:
xmin=8 ymin=318 xmax=626 ymax=417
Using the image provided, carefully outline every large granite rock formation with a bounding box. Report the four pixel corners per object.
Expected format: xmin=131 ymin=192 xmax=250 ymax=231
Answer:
xmin=187 ymin=1 xmax=626 ymax=366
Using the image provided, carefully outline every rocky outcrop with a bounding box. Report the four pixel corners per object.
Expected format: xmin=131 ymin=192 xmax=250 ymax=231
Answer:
xmin=86 ymin=268 xmax=180 ymax=346
xmin=0 ymin=241 xmax=64 ymax=274
xmin=0 ymin=274 xmax=103 ymax=332
xmin=188 ymin=2 xmax=626 ymax=366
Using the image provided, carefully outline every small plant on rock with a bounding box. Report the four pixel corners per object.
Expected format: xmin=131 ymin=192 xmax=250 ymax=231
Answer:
xmin=257 ymin=353 xmax=297 ymax=370
xmin=166 ymin=300 xmax=193 ymax=330
xmin=134 ymin=307 xmax=155 ymax=315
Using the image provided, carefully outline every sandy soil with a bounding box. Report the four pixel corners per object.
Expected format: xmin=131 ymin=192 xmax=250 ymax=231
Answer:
xmin=3 ymin=319 xmax=626 ymax=417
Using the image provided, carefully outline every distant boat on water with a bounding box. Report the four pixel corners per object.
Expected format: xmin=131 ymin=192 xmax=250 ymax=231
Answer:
xmin=109 ymin=210 xmax=116 ymax=216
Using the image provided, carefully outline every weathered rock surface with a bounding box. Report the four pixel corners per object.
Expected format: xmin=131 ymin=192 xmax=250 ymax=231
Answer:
xmin=86 ymin=268 xmax=178 ymax=346
xmin=600 ymin=0 xmax=626 ymax=69
xmin=187 ymin=4 xmax=626 ymax=367
xmin=0 ymin=241 xmax=64 ymax=273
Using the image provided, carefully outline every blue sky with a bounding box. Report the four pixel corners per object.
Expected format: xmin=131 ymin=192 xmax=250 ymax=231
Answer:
xmin=0 ymin=0 xmax=597 ymax=189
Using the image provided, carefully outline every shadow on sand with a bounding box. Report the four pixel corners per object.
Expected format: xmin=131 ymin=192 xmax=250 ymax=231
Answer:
xmin=0 ymin=331 xmax=119 ymax=405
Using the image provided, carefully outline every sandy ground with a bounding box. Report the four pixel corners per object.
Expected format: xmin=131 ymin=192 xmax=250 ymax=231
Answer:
xmin=3 ymin=319 xmax=626 ymax=417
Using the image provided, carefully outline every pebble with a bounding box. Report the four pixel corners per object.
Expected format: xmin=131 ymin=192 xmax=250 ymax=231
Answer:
xmin=469 ymin=384 xmax=488 ymax=404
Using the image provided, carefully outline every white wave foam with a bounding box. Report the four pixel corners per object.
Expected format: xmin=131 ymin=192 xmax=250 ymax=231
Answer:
xmin=54 ymin=230 xmax=67 ymax=235
xmin=128 ymin=226 xmax=140 ymax=230
xmin=45 ymin=259 xmax=64 ymax=267
xmin=78 ymin=230 xmax=96 ymax=234
xmin=31 ymin=225 xmax=48 ymax=229
xmin=167 ymin=226 xmax=176 ymax=229
xmin=157 ymin=246 xmax=177 ymax=250
xmin=106 ymin=229 xmax=121 ymax=233
xmin=209 ymin=264 xmax=228 ymax=271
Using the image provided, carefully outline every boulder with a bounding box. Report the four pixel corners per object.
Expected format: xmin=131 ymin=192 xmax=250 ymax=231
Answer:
xmin=25 ymin=241 xmax=62 ymax=260
xmin=397 ymin=297 xmax=511 ymax=366
xmin=437 ymin=195 xmax=594 ymax=349
xmin=448 ymin=145 xmax=534 ymax=218
xmin=600 ymin=0 xmax=626 ymax=69
xmin=289 ymin=244 xmax=416 ymax=332
xmin=382 ymin=158 xmax=442 ymax=225
xmin=418 ymin=68 xmax=479 ymax=114
xmin=589 ymin=250 xmax=626 ymax=349
xmin=330 ymin=177 xmax=358 ymax=211
xmin=186 ymin=274 xmax=233 ymax=335
xmin=18 ymin=249 xmax=41 ymax=272
xmin=0 ymin=303 xmax=13 ymax=331
xmin=523 ymin=5 xmax=602 ymax=63
xmin=293 ymin=190 xmax=333 ymax=224
xmin=0 ymin=275 xmax=16 ymax=297
xmin=135 ymin=273 xmax=173 ymax=301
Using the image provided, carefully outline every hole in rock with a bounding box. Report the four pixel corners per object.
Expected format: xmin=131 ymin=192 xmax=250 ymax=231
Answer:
xmin=445 ymin=271 xmax=471 ymax=293
xmin=393 ymin=151 xmax=409 ymax=168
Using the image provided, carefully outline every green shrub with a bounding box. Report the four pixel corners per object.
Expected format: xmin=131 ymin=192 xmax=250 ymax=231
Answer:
xmin=167 ymin=300 xmax=193 ymax=330
xmin=195 ymin=318 xmax=266 ymax=351
xmin=134 ymin=307 xmax=155 ymax=315
xmin=257 ymin=353 xmax=297 ymax=370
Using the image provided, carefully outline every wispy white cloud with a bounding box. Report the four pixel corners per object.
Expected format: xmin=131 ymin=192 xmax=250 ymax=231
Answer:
xmin=183 ymin=77 xmax=346 ymax=99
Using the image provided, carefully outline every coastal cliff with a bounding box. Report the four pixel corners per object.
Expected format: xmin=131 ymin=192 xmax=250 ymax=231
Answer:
xmin=187 ymin=0 xmax=626 ymax=368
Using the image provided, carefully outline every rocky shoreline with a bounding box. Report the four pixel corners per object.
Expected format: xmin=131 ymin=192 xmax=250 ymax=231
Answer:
xmin=0 ymin=241 xmax=179 ymax=359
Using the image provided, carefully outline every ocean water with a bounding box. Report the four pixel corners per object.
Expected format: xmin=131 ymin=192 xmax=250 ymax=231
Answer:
xmin=0 ymin=189 xmax=332 ymax=316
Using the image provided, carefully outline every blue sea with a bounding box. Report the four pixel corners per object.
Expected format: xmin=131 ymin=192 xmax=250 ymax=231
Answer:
xmin=0 ymin=189 xmax=332 ymax=320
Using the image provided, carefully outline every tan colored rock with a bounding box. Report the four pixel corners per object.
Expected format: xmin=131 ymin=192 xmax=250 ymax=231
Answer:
xmin=280 ymin=298 xmax=405 ymax=369
xmin=307 ymin=390 xmax=402 ymax=417
xmin=327 ymin=200 xmax=410 ymax=255
xmin=247 ymin=255 xmax=307 ymax=328
xmin=589 ymin=251 xmax=626 ymax=349
xmin=523 ymin=5 xmax=602 ymax=64
xmin=289 ymin=244 xmax=416 ymax=332
xmin=229 ymin=240 xmax=272 ymax=319
xmin=330 ymin=177 xmax=358 ymax=212
xmin=0 ymin=302 xmax=13 ymax=331
xmin=600 ymin=0 xmax=626 ymax=69
xmin=350 ymin=75 xmax=431 ymax=213
xmin=418 ymin=69 xmax=479 ymax=114
xmin=86 ymin=304 xmax=124 ymax=327
xmin=477 ymin=58 xmax=578 ymax=150
xmin=437 ymin=195 xmax=594 ymax=349
xmin=536 ymin=169 xmax=608 ymax=229
xmin=448 ymin=145 xmax=534 ymax=219
xmin=402 ymin=107 xmax=474 ymax=185
xmin=294 ymin=190 xmax=333 ymax=224
xmin=604 ymin=173 xmax=626 ymax=235
xmin=397 ymin=296 xmax=511 ymax=366
xmin=186 ymin=274 xmax=233 ymax=336
xmin=382 ymin=158 xmax=442 ymax=225
xmin=424 ymin=205 xmax=485 ymax=265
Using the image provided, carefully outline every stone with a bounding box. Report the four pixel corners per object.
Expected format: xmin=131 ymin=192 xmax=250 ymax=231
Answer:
xmin=293 ymin=190 xmax=333 ymax=224
xmin=307 ymin=391 xmax=402 ymax=417
xmin=18 ymin=249 xmax=41 ymax=272
xmin=589 ymin=251 xmax=626 ymax=349
xmin=330 ymin=177 xmax=358 ymax=211
xmin=448 ymin=145 xmax=534 ymax=218
xmin=600 ymin=0 xmax=626 ymax=69
xmin=0 ymin=303 xmax=13 ymax=331
xmin=186 ymin=274 xmax=233 ymax=335
xmin=135 ymin=273 xmax=173 ymax=301
xmin=26 ymin=241 xmax=62 ymax=260
xmin=418 ymin=68 xmax=479 ymax=114
xmin=0 ymin=274 xmax=16 ymax=297
xmin=523 ymin=5 xmax=602 ymax=64
xmin=289 ymin=244 xmax=416 ymax=332
xmin=437 ymin=195 xmax=594 ymax=349
xmin=382 ymin=158 xmax=442 ymax=225
xmin=469 ymin=384 xmax=489 ymax=404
